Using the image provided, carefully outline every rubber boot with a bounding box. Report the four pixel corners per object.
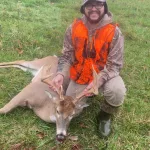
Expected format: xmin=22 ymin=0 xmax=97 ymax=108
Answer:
xmin=98 ymin=110 xmax=112 ymax=138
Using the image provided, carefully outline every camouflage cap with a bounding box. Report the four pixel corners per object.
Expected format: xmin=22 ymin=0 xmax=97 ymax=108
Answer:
xmin=80 ymin=0 xmax=107 ymax=14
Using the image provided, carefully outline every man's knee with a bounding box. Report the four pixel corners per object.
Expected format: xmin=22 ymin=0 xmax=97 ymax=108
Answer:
xmin=102 ymin=76 xmax=126 ymax=107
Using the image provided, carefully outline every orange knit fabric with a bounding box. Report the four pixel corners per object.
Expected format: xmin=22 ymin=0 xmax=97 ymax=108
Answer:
xmin=70 ymin=19 xmax=116 ymax=84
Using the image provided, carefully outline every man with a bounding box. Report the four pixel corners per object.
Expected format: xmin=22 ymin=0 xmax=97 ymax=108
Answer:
xmin=50 ymin=0 xmax=126 ymax=138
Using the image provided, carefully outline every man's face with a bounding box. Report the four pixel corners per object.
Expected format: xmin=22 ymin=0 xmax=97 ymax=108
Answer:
xmin=84 ymin=1 xmax=105 ymax=24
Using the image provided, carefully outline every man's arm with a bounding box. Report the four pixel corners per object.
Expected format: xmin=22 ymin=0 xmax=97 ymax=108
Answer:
xmin=57 ymin=24 xmax=74 ymax=77
xmin=98 ymin=26 xmax=124 ymax=87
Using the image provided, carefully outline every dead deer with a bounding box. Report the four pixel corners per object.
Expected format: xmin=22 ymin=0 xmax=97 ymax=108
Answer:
xmin=0 ymin=56 xmax=98 ymax=142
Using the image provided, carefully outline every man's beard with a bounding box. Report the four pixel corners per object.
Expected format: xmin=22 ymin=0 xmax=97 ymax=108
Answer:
xmin=85 ymin=10 xmax=104 ymax=24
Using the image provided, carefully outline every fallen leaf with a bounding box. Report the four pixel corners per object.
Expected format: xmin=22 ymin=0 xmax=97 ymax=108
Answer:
xmin=50 ymin=147 xmax=57 ymax=150
xmin=36 ymin=131 xmax=45 ymax=139
xmin=16 ymin=48 xmax=24 ymax=54
xmin=17 ymin=40 xmax=23 ymax=49
xmin=71 ymin=144 xmax=82 ymax=150
xmin=142 ymin=66 xmax=148 ymax=70
xmin=79 ymin=123 xmax=89 ymax=128
xmin=24 ymin=147 xmax=36 ymax=150
xmin=15 ymin=40 xmax=24 ymax=54
xmin=68 ymin=136 xmax=78 ymax=141
xmin=10 ymin=142 xmax=24 ymax=150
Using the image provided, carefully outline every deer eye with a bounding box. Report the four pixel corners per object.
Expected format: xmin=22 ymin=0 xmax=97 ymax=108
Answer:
xmin=56 ymin=110 xmax=60 ymax=115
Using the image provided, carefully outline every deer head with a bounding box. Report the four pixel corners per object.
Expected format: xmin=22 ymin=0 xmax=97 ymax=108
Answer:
xmin=41 ymin=65 xmax=98 ymax=143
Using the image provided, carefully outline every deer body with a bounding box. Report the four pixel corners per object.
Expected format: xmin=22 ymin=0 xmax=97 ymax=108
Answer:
xmin=0 ymin=56 xmax=98 ymax=142
xmin=0 ymin=82 xmax=53 ymax=122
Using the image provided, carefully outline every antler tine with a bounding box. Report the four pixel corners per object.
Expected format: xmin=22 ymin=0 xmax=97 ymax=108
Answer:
xmin=74 ymin=65 xmax=99 ymax=103
xmin=58 ymin=85 xmax=64 ymax=100
xmin=41 ymin=75 xmax=53 ymax=86
xmin=75 ymin=87 xmax=95 ymax=101
xmin=41 ymin=75 xmax=64 ymax=100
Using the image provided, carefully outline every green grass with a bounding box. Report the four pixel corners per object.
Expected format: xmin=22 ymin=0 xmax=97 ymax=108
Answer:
xmin=0 ymin=0 xmax=150 ymax=149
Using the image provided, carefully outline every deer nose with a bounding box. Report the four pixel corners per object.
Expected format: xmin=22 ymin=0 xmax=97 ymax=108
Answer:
xmin=56 ymin=134 xmax=66 ymax=143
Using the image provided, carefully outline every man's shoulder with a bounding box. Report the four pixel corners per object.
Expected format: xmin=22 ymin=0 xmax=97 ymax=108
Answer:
xmin=108 ymin=23 xmax=123 ymax=37
xmin=67 ymin=18 xmax=82 ymax=29
xmin=115 ymin=25 xmax=123 ymax=37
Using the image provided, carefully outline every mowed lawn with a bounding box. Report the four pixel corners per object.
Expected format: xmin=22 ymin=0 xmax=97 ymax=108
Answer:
xmin=0 ymin=0 xmax=149 ymax=149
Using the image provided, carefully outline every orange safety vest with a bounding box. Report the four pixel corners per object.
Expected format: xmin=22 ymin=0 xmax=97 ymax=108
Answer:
xmin=70 ymin=19 xmax=117 ymax=84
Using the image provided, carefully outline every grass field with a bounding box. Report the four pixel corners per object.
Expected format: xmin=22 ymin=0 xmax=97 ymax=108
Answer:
xmin=0 ymin=0 xmax=150 ymax=149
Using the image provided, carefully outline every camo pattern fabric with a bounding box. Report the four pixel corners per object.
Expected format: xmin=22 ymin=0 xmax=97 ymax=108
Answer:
xmin=57 ymin=12 xmax=124 ymax=89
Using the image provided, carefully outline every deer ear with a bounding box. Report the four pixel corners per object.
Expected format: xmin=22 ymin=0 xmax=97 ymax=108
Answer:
xmin=45 ymin=90 xmax=59 ymax=104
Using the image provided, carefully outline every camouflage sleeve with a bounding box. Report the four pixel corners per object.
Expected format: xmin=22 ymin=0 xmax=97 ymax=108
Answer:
xmin=57 ymin=24 xmax=74 ymax=77
xmin=98 ymin=26 xmax=124 ymax=87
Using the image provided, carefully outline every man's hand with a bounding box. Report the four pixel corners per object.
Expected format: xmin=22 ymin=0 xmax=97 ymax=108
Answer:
xmin=83 ymin=82 xmax=94 ymax=97
xmin=49 ymin=74 xmax=64 ymax=91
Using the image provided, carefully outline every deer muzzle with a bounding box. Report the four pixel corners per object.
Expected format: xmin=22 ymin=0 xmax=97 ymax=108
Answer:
xmin=56 ymin=133 xmax=66 ymax=143
xmin=56 ymin=116 xmax=70 ymax=142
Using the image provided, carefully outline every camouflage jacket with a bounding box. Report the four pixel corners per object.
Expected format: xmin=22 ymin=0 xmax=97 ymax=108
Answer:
xmin=57 ymin=12 xmax=124 ymax=87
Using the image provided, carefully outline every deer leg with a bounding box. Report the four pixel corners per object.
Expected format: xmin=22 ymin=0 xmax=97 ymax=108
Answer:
xmin=0 ymin=60 xmax=25 ymax=66
xmin=0 ymin=56 xmax=58 ymax=77
xmin=0 ymin=102 xmax=18 ymax=114
xmin=0 ymin=65 xmax=18 ymax=68
xmin=0 ymin=104 xmax=16 ymax=114
xmin=0 ymin=93 xmax=27 ymax=114
xmin=0 ymin=60 xmax=29 ymax=71
xmin=0 ymin=100 xmax=27 ymax=114
xmin=0 ymin=60 xmax=40 ymax=76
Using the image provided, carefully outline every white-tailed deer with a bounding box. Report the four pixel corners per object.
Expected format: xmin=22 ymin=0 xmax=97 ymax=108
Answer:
xmin=0 ymin=56 xmax=98 ymax=142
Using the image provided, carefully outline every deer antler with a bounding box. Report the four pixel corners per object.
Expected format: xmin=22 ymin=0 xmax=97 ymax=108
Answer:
xmin=74 ymin=65 xmax=99 ymax=103
xmin=41 ymin=65 xmax=64 ymax=100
